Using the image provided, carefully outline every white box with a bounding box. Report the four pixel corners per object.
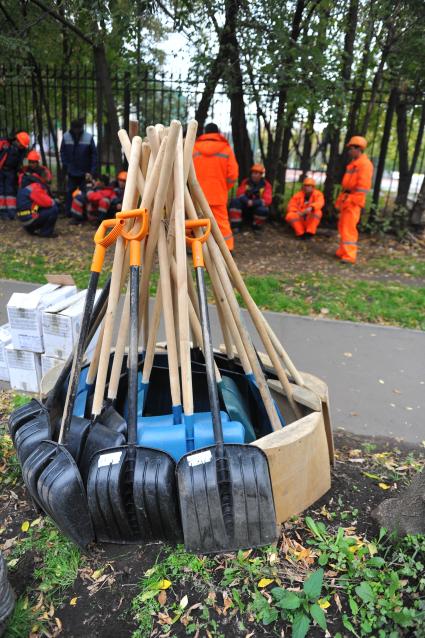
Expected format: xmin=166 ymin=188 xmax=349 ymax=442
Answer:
xmin=6 ymin=345 xmax=41 ymax=393
xmin=0 ymin=323 xmax=12 ymax=381
xmin=41 ymin=354 xmax=66 ymax=377
xmin=7 ymin=283 xmax=77 ymax=352
xmin=42 ymin=289 xmax=100 ymax=360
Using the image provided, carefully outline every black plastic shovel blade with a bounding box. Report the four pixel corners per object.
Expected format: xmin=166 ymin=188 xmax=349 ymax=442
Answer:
xmin=8 ymin=399 xmax=47 ymax=441
xmin=14 ymin=412 xmax=53 ymax=467
xmin=22 ymin=441 xmax=94 ymax=548
xmin=87 ymin=446 xmax=182 ymax=544
xmin=177 ymin=444 xmax=278 ymax=554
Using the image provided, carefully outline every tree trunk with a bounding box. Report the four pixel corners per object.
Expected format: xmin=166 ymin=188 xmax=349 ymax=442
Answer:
xmin=300 ymin=110 xmax=315 ymax=180
xmin=371 ymin=87 xmax=397 ymax=211
xmin=93 ymin=43 xmax=121 ymax=172
xmin=395 ymin=91 xmax=410 ymax=207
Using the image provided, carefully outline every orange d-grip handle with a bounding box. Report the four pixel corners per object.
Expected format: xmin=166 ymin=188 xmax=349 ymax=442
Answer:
xmin=185 ymin=219 xmax=211 ymax=269
xmin=117 ymin=208 xmax=150 ymax=267
xmin=91 ymin=218 xmax=126 ymax=273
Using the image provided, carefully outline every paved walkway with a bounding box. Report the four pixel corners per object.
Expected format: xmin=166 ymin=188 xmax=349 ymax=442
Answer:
xmin=1 ymin=280 xmax=423 ymax=444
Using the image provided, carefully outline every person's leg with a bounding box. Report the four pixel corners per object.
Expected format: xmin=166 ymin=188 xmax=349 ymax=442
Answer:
xmin=229 ymin=197 xmax=244 ymax=234
xmin=286 ymin=211 xmax=305 ymax=237
xmin=37 ymin=205 xmax=59 ymax=237
xmin=252 ymin=205 xmax=269 ymax=231
xmin=65 ymin=175 xmax=84 ymax=217
xmin=5 ymin=171 xmax=17 ymax=219
xmin=211 ymin=203 xmax=234 ymax=251
xmin=305 ymin=209 xmax=323 ymax=235
xmin=337 ymin=204 xmax=361 ymax=263
xmin=0 ymin=173 xmax=7 ymax=220
xmin=70 ymin=192 xmax=85 ymax=223
xmin=97 ymin=197 xmax=112 ymax=222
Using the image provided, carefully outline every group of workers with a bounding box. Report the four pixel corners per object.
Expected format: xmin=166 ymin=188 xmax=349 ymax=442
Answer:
xmin=0 ymin=117 xmax=373 ymax=264
xmin=194 ymin=126 xmax=373 ymax=264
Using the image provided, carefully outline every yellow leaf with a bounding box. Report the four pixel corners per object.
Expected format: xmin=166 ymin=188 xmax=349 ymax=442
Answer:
xmin=30 ymin=518 xmax=41 ymax=527
xmin=7 ymin=558 xmax=19 ymax=568
xmin=179 ymin=594 xmax=188 ymax=609
xmin=258 ymin=578 xmax=274 ymax=588
xmin=318 ymin=598 xmax=331 ymax=610
xmin=21 ymin=521 xmax=30 ymax=532
xmin=91 ymin=569 xmax=104 ymax=580
xmin=70 ymin=597 xmax=78 ymax=606
xmin=378 ymin=482 xmax=391 ymax=490
xmin=158 ymin=579 xmax=172 ymax=590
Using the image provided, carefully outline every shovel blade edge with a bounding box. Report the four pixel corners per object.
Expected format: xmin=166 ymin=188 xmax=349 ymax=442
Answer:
xmin=177 ymin=444 xmax=278 ymax=554
xmin=8 ymin=399 xmax=46 ymax=440
xmin=14 ymin=413 xmax=52 ymax=467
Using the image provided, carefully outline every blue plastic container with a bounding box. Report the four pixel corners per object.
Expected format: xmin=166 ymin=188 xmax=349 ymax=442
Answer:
xmin=137 ymin=411 xmax=245 ymax=461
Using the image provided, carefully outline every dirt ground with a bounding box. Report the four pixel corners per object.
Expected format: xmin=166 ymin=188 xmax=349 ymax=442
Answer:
xmin=1 ymin=216 xmax=424 ymax=285
xmin=1 ymin=431 xmax=423 ymax=638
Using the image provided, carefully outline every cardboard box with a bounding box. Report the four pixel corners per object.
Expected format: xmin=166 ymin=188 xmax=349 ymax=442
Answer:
xmin=0 ymin=323 xmax=12 ymax=381
xmin=41 ymin=354 xmax=66 ymax=378
xmin=6 ymin=345 xmax=41 ymax=393
xmin=7 ymin=283 xmax=77 ymax=353
xmin=42 ymin=289 xmax=100 ymax=360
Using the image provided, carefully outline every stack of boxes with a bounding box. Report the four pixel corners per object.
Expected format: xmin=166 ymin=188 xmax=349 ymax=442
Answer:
xmin=2 ymin=282 xmax=99 ymax=393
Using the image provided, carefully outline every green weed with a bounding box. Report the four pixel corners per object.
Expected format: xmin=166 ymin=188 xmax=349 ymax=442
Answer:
xmin=4 ymin=596 xmax=48 ymax=638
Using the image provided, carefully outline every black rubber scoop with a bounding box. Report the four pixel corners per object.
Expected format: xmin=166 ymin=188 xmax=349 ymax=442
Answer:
xmin=22 ymin=441 xmax=94 ymax=548
xmin=8 ymin=399 xmax=47 ymax=441
xmin=177 ymin=443 xmax=277 ymax=553
xmin=13 ymin=411 xmax=53 ymax=466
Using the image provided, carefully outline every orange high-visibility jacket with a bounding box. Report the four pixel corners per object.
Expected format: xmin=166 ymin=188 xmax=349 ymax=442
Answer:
xmin=193 ymin=133 xmax=239 ymax=206
xmin=335 ymin=153 xmax=374 ymax=210
xmin=287 ymin=188 xmax=324 ymax=216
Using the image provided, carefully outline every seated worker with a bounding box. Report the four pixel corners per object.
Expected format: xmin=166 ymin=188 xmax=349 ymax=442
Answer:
xmin=110 ymin=171 xmax=127 ymax=214
xmin=70 ymin=174 xmax=115 ymax=224
xmin=16 ymin=167 xmax=58 ymax=237
xmin=286 ymin=177 xmax=324 ymax=239
xmin=19 ymin=150 xmax=52 ymax=188
xmin=229 ymin=163 xmax=272 ymax=233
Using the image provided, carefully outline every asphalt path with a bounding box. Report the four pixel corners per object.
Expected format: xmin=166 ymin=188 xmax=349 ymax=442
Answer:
xmin=1 ymin=279 xmax=423 ymax=443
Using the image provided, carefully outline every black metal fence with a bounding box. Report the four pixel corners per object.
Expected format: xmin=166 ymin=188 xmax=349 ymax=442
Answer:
xmin=1 ymin=64 xmax=424 ymax=211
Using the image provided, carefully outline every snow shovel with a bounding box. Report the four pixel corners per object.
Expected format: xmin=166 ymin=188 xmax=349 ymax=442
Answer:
xmin=9 ymin=277 xmax=111 ymax=467
xmin=86 ymin=219 xmax=181 ymax=544
xmin=21 ymin=218 xmax=125 ymax=548
xmin=177 ymin=219 xmax=278 ymax=553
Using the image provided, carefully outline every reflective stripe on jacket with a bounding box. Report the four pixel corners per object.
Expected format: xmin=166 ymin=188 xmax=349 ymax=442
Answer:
xmin=60 ymin=130 xmax=97 ymax=177
xmin=193 ymin=133 xmax=239 ymax=205
xmin=17 ymin=181 xmax=54 ymax=212
xmin=335 ymin=153 xmax=374 ymax=210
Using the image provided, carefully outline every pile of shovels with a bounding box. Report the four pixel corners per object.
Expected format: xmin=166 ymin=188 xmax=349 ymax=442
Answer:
xmin=9 ymin=120 xmax=307 ymax=554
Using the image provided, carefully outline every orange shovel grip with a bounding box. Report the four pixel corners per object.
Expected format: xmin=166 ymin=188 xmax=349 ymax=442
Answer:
xmin=117 ymin=208 xmax=150 ymax=267
xmin=91 ymin=218 xmax=125 ymax=273
xmin=185 ymin=218 xmax=211 ymax=269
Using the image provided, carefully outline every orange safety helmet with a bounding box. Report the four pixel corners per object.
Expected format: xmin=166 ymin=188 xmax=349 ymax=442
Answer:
xmin=16 ymin=131 xmax=30 ymax=148
xmin=346 ymin=135 xmax=367 ymax=150
xmin=27 ymin=149 xmax=41 ymax=162
xmin=303 ymin=177 xmax=316 ymax=187
xmin=117 ymin=171 xmax=128 ymax=181
xmin=251 ymin=163 xmax=265 ymax=174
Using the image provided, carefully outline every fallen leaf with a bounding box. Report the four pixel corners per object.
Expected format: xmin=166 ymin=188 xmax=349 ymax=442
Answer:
xmin=21 ymin=521 xmax=30 ymax=532
xmin=180 ymin=594 xmax=188 ymax=609
xmin=343 ymin=352 xmax=352 ymax=357
xmin=363 ymin=472 xmax=381 ymax=480
xmin=7 ymin=558 xmax=19 ymax=568
xmin=70 ymin=597 xmax=78 ymax=606
xmin=30 ymin=518 xmax=41 ymax=527
xmin=378 ymin=379 xmax=385 ymax=384
xmin=320 ymin=307 xmax=329 ymax=314
xmin=318 ymin=598 xmax=331 ymax=609
xmin=91 ymin=569 xmax=104 ymax=581
xmin=405 ymin=406 xmax=413 ymax=411
xmin=158 ymin=590 xmax=167 ymax=606
xmin=378 ymin=483 xmax=391 ymax=490
xmin=158 ymin=579 xmax=172 ymax=590
xmin=258 ymin=578 xmax=274 ymax=588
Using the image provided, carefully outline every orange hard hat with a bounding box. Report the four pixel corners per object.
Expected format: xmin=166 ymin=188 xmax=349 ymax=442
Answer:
xmin=251 ymin=163 xmax=265 ymax=174
xmin=346 ymin=135 xmax=367 ymax=150
xmin=117 ymin=171 xmax=127 ymax=181
xmin=16 ymin=131 xmax=30 ymax=148
xmin=303 ymin=177 xmax=316 ymax=187
xmin=27 ymin=150 xmax=40 ymax=162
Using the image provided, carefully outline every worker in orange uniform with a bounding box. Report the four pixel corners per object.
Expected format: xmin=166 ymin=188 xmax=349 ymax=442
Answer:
xmin=286 ymin=177 xmax=324 ymax=239
xmin=19 ymin=150 xmax=52 ymax=188
xmin=193 ymin=123 xmax=239 ymax=250
xmin=335 ymin=136 xmax=374 ymax=264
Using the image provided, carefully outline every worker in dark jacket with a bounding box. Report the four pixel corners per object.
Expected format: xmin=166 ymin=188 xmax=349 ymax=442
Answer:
xmin=60 ymin=118 xmax=97 ymax=216
xmin=0 ymin=131 xmax=30 ymax=219
xmin=229 ymin=163 xmax=272 ymax=232
xmin=16 ymin=167 xmax=59 ymax=237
